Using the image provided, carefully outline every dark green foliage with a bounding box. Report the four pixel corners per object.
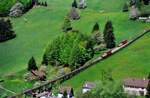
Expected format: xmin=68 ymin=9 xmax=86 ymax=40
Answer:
xmin=45 ymin=33 xmax=94 ymax=70
xmin=44 ymin=2 xmax=48 ymax=6
xmin=28 ymin=57 xmax=38 ymax=71
xmin=0 ymin=0 xmax=33 ymax=16
xmin=70 ymin=88 xmax=74 ymax=97
xmin=72 ymin=0 xmax=78 ymax=8
xmin=62 ymin=16 xmax=72 ymax=32
xmin=122 ymin=3 xmax=129 ymax=12
xmin=0 ymin=0 xmax=16 ymax=16
xmin=103 ymin=21 xmax=116 ymax=49
xmin=0 ymin=18 xmax=16 ymax=42
xmin=146 ymin=81 xmax=150 ymax=98
xmin=63 ymin=90 xmax=68 ymax=98
xmin=92 ymin=22 xmax=99 ymax=33
xmin=42 ymin=53 xmax=48 ymax=65
xmin=148 ymin=73 xmax=150 ymax=79
xmin=143 ymin=0 xmax=149 ymax=5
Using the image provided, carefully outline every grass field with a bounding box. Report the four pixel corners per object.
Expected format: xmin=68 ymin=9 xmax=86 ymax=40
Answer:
xmin=0 ymin=0 xmax=150 ymax=96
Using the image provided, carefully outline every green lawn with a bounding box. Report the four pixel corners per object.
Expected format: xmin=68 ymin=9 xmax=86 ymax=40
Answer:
xmin=0 ymin=0 xmax=149 ymax=96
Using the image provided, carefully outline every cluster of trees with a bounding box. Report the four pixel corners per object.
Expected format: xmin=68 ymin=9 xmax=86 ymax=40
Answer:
xmin=0 ymin=0 xmax=38 ymax=17
xmin=43 ymin=32 xmax=94 ymax=70
xmin=0 ymin=18 xmax=16 ymax=42
xmin=91 ymin=21 xmax=116 ymax=49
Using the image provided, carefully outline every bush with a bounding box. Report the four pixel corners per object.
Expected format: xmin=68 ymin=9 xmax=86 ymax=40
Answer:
xmin=45 ymin=32 xmax=94 ymax=70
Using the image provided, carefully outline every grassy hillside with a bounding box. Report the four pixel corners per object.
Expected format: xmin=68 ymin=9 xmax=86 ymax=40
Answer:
xmin=64 ymin=32 xmax=150 ymax=92
xmin=0 ymin=0 xmax=149 ymax=96
xmin=0 ymin=0 xmax=149 ymax=76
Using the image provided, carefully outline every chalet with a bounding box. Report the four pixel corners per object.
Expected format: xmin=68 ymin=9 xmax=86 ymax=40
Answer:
xmin=123 ymin=78 xmax=149 ymax=96
xmin=82 ymin=82 xmax=96 ymax=93
xmin=57 ymin=86 xmax=74 ymax=98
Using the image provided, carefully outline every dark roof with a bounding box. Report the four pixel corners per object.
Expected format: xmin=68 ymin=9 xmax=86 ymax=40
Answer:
xmin=123 ymin=78 xmax=149 ymax=88
xmin=59 ymin=86 xmax=72 ymax=94
xmin=83 ymin=82 xmax=96 ymax=89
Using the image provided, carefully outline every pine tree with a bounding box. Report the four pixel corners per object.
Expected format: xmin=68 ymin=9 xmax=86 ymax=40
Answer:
xmin=72 ymin=0 xmax=78 ymax=8
xmin=103 ymin=21 xmax=116 ymax=49
xmin=92 ymin=22 xmax=99 ymax=33
xmin=44 ymin=2 xmax=47 ymax=6
xmin=0 ymin=18 xmax=16 ymax=42
xmin=148 ymin=73 xmax=150 ymax=79
xmin=143 ymin=0 xmax=149 ymax=5
xmin=28 ymin=57 xmax=38 ymax=71
xmin=62 ymin=16 xmax=72 ymax=32
xmin=42 ymin=53 xmax=48 ymax=65
xmin=146 ymin=81 xmax=150 ymax=98
xmin=122 ymin=3 xmax=129 ymax=12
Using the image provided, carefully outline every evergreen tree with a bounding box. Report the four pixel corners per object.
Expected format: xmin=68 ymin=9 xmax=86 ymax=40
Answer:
xmin=0 ymin=18 xmax=16 ymax=42
xmin=143 ymin=0 xmax=149 ymax=5
xmin=62 ymin=16 xmax=72 ymax=32
xmin=148 ymin=73 xmax=150 ymax=79
xmin=122 ymin=3 xmax=129 ymax=12
xmin=70 ymin=88 xmax=74 ymax=97
xmin=28 ymin=57 xmax=38 ymax=71
xmin=42 ymin=53 xmax=48 ymax=65
xmin=72 ymin=0 xmax=78 ymax=8
xmin=44 ymin=1 xmax=47 ymax=6
xmin=92 ymin=22 xmax=99 ymax=33
xmin=146 ymin=81 xmax=150 ymax=98
xmin=103 ymin=21 xmax=116 ymax=49
xmin=63 ymin=90 xmax=68 ymax=98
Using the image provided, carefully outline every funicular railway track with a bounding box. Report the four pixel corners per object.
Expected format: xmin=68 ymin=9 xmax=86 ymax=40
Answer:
xmin=9 ymin=28 xmax=150 ymax=98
